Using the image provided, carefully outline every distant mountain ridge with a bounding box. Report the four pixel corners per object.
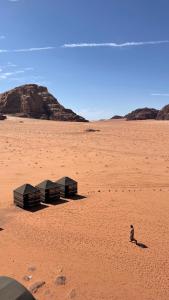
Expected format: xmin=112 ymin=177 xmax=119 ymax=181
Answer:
xmin=111 ymin=105 xmax=169 ymax=121
xmin=0 ymin=84 xmax=88 ymax=122
xmin=125 ymin=107 xmax=159 ymax=120
xmin=111 ymin=115 xmax=124 ymax=119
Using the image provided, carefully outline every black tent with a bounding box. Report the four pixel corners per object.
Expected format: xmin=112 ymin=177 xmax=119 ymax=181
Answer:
xmin=36 ymin=180 xmax=60 ymax=202
xmin=0 ymin=276 xmax=36 ymax=300
xmin=14 ymin=184 xmax=41 ymax=209
xmin=56 ymin=177 xmax=77 ymax=197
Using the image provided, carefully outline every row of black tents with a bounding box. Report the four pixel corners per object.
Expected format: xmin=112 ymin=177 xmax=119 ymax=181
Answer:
xmin=14 ymin=177 xmax=78 ymax=209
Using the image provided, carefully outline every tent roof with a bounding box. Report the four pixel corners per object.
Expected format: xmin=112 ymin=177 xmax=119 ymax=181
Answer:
xmin=56 ymin=177 xmax=77 ymax=185
xmin=14 ymin=184 xmax=37 ymax=195
xmin=36 ymin=179 xmax=58 ymax=190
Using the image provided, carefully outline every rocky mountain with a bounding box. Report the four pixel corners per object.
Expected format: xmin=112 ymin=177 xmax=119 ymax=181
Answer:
xmin=156 ymin=105 xmax=169 ymax=120
xmin=111 ymin=115 xmax=124 ymax=119
xmin=125 ymin=107 xmax=159 ymax=120
xmin=0 ymin=84 xmax=88 ymax=122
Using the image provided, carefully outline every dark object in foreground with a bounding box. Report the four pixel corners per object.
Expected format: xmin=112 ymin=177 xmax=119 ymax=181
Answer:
xmin=14 ymin=184 xmax=41 ymax=209
xmin=36 ymin=180 xmax=60 ymax=203
xmin=0 ymin=114 xmax=6 ymax=120
xmin=56 ymin=177 xmax=77 ymax=198
xmin=0 ymin=276 xmax=36 ymax=300
xmin=85 ymin=128 xmax=100 ymax=132
xmin=29 ymin=281 xmax=45 ymax=294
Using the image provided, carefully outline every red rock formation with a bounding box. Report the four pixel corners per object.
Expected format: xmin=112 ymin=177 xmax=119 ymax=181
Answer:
xmin=0 ymin=84 xmax=88 ymax=122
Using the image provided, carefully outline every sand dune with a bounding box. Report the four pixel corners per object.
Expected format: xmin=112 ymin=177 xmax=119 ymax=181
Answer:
xmin=1 ymin=116 xmax=169 ymax=299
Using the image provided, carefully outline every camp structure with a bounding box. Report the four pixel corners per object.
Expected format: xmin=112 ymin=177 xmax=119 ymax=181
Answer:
xmin=56 ymin=176 xmax=78 ymax=197
xmin=36 ymin=179 xmax=60 ymax=203
xmin=13 ymin=183 xmax=41 ymax=209
xmin=0 ymin=276 xmax=36 ymax=300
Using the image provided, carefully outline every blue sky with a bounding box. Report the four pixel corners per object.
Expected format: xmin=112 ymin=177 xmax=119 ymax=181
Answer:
xmin=1 ymin=0 xmax=169 ymax=120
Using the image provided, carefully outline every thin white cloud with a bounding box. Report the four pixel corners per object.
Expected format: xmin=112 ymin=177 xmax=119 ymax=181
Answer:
xmin=24 ymin=67 xmax=34 ymax=71
xmin=8 ymin=0 xmax=20 ymax=2
xmin=0 ymin=50 xmax=8 ymax=53
xmin=0 ymin=72 xmax=13 ymax=79
xmin=0 ymin=62 xmax=17 ymax=69
xmin=0 ymin=46 xmax=55 ymax=53
xmin=0 ymin=70 xmax=25 ymax=79
xmin=13 ymin=47 xmax=55 ymax=52
xmin=0 ymin=62 xmax=35 ymax=81
xmin=7 ymin=62 xmax=17 ymax=67
xmin=0 ymin=63 xmax=33 ymax=71
xmin=152 ymin=93 xmax=169 ymax=96
xmin=0 ymin=61 xmax=42 ymax=83
xmin=15 ymin=70 xmax=24 ymax=74
xmin=0 ymin=41 xmax=168 ymax=54
xmin=62 ymin=40 xmax=169 ymax=48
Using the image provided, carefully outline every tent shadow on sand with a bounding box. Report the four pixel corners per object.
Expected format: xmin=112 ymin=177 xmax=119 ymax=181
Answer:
xmin=67 ymin=194 xmax=87 ymax=200
xmin=25 ymin=203 xmax=49 ymax=213
xmin=47 ymin=198 xmax=69 ymax=206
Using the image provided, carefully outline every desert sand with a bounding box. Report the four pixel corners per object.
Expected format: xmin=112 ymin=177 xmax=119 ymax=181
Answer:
xmin=0 ymin=116 xmax=169 ymax=300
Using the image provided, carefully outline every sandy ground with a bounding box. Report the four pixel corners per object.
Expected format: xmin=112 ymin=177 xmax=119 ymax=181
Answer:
xmin=1 ymin=116 xmax=169 ymax=300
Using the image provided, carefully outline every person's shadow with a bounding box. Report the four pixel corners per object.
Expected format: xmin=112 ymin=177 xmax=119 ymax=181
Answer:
xmin=131 ymin=240 xmax=148 ymax=248
xmin=136 ymin=242 xmax=148 ymax=249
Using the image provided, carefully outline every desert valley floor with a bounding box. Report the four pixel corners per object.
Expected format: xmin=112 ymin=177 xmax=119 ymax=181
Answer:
xmin=0 ymin=117 xmax=169 ymax=300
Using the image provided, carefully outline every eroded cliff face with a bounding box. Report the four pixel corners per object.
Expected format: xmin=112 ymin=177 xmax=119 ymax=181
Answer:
xmin=0 ymin=84 xmax=88 ymax=122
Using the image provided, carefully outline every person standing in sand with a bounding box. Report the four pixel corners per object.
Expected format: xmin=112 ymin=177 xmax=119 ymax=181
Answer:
xmin=130 ymin=225 xmax=137 ymax=244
